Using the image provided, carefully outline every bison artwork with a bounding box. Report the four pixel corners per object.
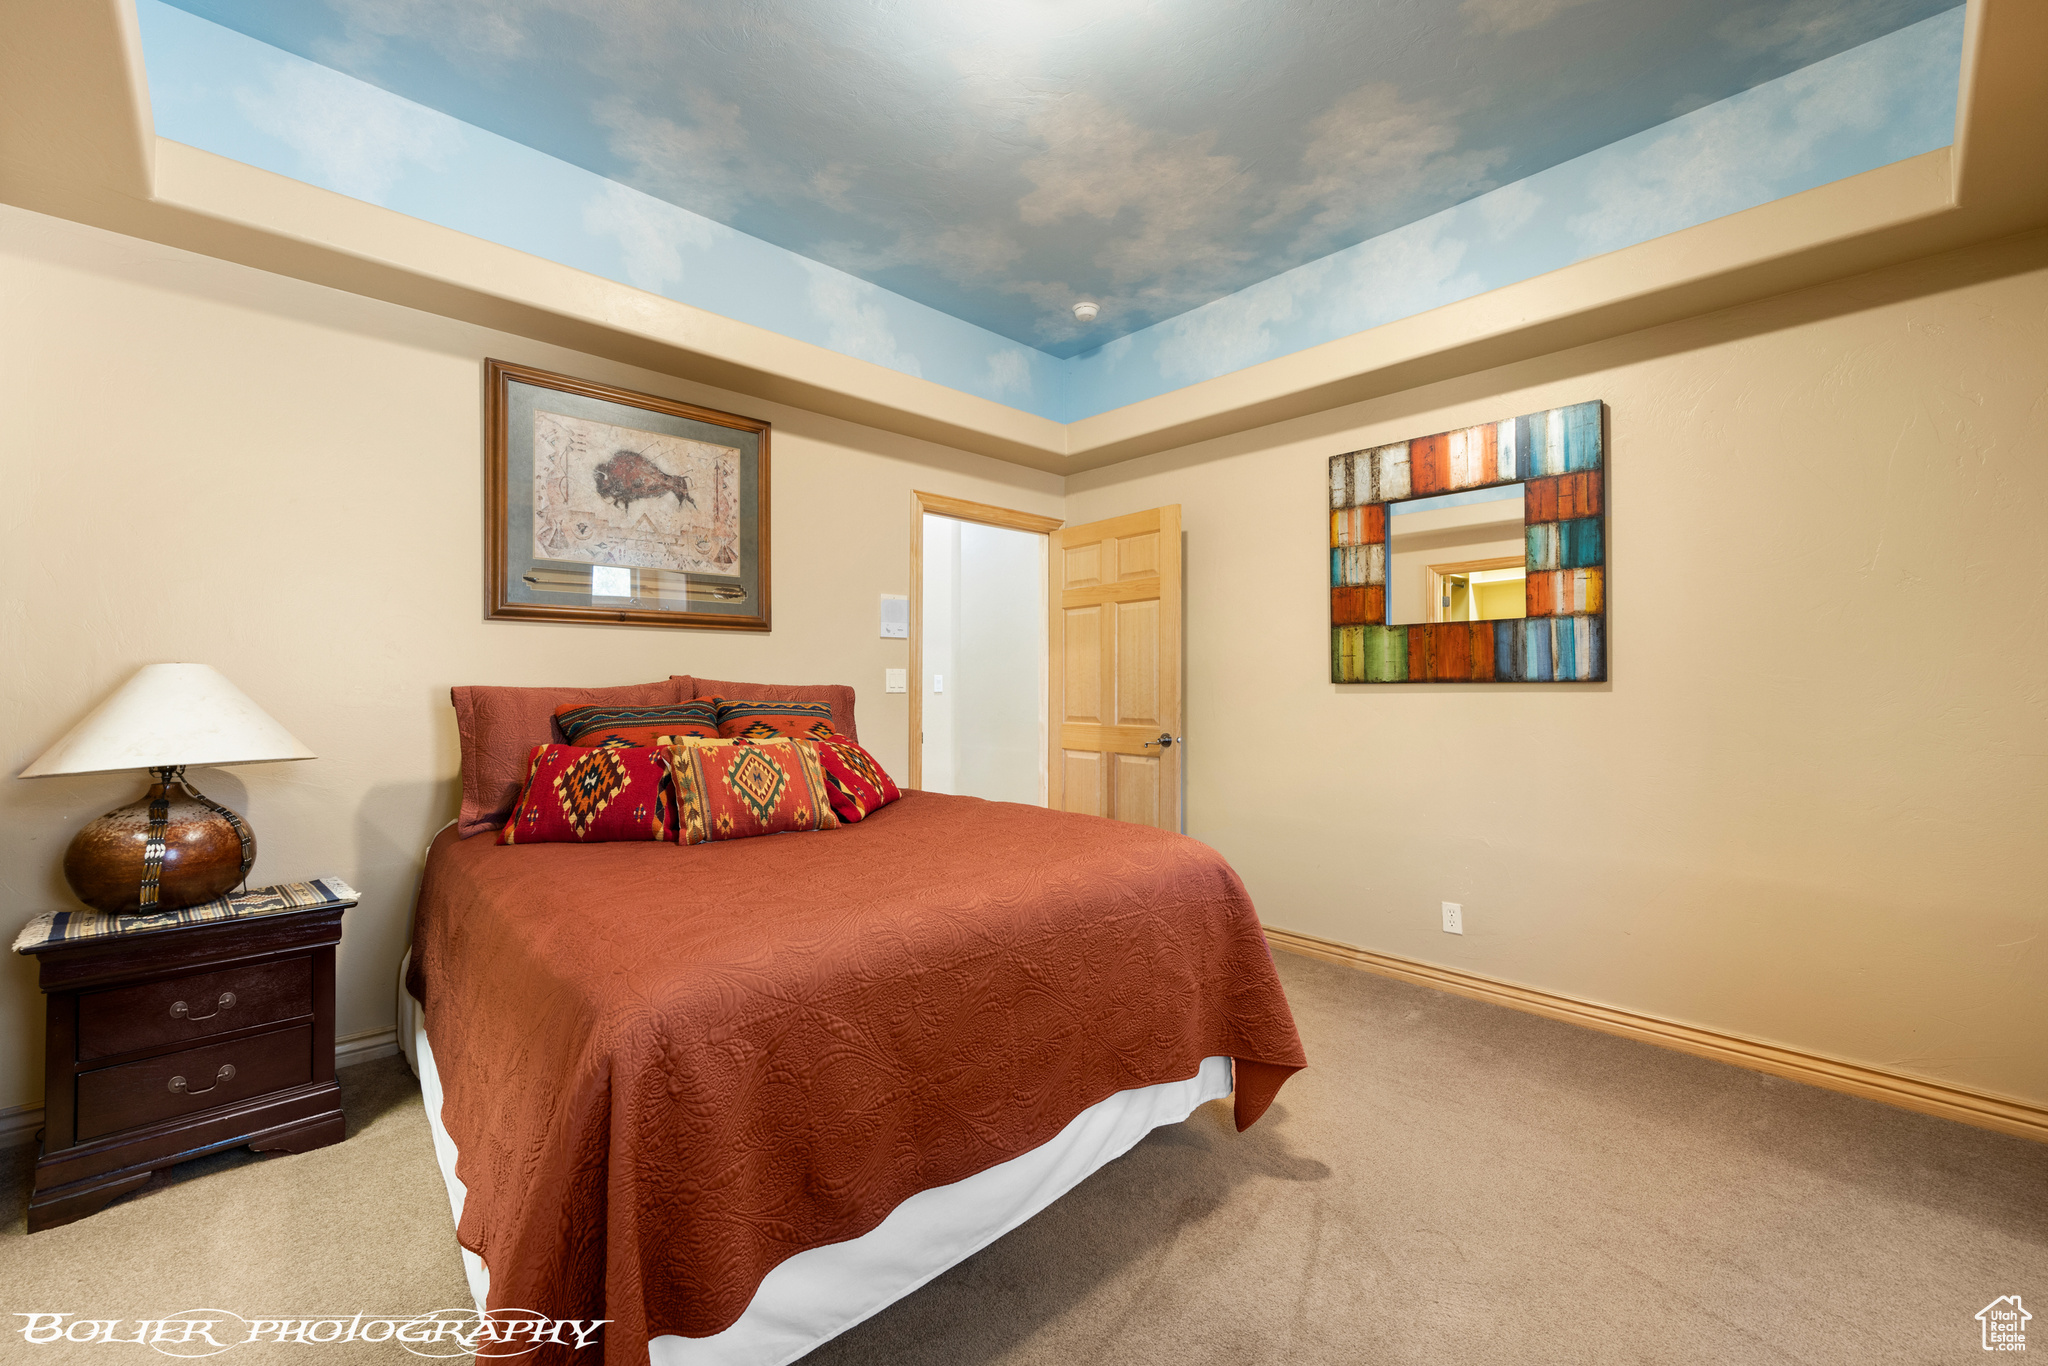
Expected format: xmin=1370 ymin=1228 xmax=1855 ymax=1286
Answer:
xmin=531 ymin=411 xmax=742 ymax=577
xmin=593 ymin=450 xmax=696 ymax=512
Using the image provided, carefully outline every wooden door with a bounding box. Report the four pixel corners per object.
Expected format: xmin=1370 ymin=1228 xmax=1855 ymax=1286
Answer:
xmin=1048 ymin=506 xmax=1182 ymax=830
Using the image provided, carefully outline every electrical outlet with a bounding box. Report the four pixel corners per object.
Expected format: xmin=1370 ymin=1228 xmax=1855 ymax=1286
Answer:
xmin=1441 ymin=902 xmax=1463 ymax=935
xmin=884 ymin=668 xmax=907 ymax=693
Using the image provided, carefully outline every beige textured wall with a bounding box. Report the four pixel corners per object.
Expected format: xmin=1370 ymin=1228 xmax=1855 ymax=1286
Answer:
xmin=0 ymin=205 xmax=1059 ymax=1114
xmin=1068 ymin=231 xmax=2048 ymax=1108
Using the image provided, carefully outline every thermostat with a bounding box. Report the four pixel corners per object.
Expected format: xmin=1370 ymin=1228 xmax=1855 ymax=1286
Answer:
xmin=880 ymin=594 xmax=909 ymax=638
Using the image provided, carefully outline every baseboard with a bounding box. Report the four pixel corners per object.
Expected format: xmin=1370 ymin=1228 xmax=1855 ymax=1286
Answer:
xmin=2 ymin=1030 xmax=405 ymax=1150
xmin=334 ymin=1027 xmax=400 ymax=1069
xmin=1263 ymin=925 xmax=2048 ymax=1145
xmin=0 ymin=1103 xmax=43 ymax=1148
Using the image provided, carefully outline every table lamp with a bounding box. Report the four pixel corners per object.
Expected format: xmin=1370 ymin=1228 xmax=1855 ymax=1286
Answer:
xmin=19 ymin=663 xmax=316 ymax=915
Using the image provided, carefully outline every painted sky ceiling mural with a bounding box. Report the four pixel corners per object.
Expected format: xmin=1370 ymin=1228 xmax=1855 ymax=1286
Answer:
xmin=157 ymin=0 xmax=1960 ymax=359
xmin=139 ymin=2 xmax=1965 ymax=420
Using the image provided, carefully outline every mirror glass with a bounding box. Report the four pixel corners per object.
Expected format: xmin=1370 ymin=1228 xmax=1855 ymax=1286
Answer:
xmin=1387 ymin=486 xmax=1528 ymax=626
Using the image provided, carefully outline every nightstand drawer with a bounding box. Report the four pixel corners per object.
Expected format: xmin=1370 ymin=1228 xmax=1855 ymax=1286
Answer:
xmin=75 ymin=1025 xmax=314 ymax=1142
xmin=77 ymin=956 xmax=312 ymax=1060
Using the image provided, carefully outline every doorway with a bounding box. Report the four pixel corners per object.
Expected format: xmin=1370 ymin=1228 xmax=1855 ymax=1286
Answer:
xmin=909 ymin=493 xmax=1062 ymax=801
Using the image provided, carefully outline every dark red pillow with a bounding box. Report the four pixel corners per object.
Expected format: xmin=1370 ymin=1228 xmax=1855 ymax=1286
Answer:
xmin=554 ymin=699 xmax=720 ymax=749
xmin=677 ymin=677 xmax=857 ymax=743
xmin=812 ymin=736 xmax=902 ymax=823
xmin=451 ymin=679 xmax=686 ymax=838
xmin=710 ymin=697 xmax=838 ymax=741
xmin=498 ymin=744 xmax=674 ymax=845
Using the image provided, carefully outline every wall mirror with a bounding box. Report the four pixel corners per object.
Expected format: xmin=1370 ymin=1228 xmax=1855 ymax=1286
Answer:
xmin=1330 ymin=400 xmax=1605 ymax=683
xmin=1387 ymin=487 xmax=1528 ymax=625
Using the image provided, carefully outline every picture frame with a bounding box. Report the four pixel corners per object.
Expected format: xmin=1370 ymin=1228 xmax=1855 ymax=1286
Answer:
xmin=485 ymin=359 xmax=771 ymax=632
xmin=1329 ymin=400 xmax=1605 ymax=683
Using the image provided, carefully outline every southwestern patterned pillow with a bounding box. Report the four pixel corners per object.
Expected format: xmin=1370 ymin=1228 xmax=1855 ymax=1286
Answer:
xmin=555 ymin=699 xmax=720 ymax=750
xmin=654 ymin=734 xmax=790 ymax=749
xmin=499 ymin=744 xmax=674 ymax=845
xmin=711 ymin=697 xmax=839 ymax=741
xmin=662 ymin=738 xmax=841 ymax=845
xmin=679 ymin=677 xmax=858 ymax=743
xmin=812 ymin=736 xmax=902 ymax=824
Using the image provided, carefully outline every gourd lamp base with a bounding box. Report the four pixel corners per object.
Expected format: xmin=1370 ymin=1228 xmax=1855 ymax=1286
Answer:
xmin=61 ymin=766 xmax=257 ymax=915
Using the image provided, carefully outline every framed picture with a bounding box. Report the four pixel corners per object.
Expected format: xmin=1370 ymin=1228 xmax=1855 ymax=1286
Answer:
xmin=1329 ymin=400 xmax=1605 ymax=683
xmin=486 ymin=359 xmax=770 ymax=632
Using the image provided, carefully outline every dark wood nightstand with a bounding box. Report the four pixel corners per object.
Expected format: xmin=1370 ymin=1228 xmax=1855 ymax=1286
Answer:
xmin=14 ymin=879 xmax=357 ymax=1232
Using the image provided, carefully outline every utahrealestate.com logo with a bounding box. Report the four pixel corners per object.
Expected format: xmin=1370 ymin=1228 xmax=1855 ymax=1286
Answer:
xmin=1979 ymin=1296 xmax=2031 ymax=1353
xmin=13 ymin=1310 xmax=608 ymax=1357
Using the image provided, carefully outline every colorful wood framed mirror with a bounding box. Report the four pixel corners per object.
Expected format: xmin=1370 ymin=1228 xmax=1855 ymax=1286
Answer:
xmin=1330 ymin=400 xmax=1605 ymax=683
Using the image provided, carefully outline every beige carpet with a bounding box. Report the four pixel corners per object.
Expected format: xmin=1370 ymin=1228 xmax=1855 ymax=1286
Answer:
xmin=3 ymin=950 xmax=2042 ymax=1364
xmin=0 ymin=1045 xmax=473 ymax=1364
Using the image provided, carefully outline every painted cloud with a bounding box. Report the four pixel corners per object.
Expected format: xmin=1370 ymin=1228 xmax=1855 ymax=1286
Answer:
xmin=152 ymin=0 xmax=1962 ymax=355
xmin=141 ymin=1 xmax=1962 ymax=423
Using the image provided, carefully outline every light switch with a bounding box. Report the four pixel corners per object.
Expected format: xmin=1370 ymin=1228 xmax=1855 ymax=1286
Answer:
xmin=879 ymin=594 xmax=908 ymax=638
xmin=885 ymin=668 xmax=907 ymax=693
xmin=932 ymin=674 xmax=944 ymax=693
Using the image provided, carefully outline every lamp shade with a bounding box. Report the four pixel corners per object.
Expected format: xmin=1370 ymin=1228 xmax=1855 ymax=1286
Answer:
xmin=19 ymin=663 xmax=316 ymax=778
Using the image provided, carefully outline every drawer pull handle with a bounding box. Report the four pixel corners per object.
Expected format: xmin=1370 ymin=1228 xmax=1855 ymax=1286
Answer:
xmin=171 ymin=991 xmax=236 ymax=1021
xmin=169 ymin=1064 xmax=236 ymax=1095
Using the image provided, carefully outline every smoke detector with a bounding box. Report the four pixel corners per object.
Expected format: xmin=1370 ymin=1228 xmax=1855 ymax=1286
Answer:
xmin=1072 ymin=301 xmax=1100 ymax=322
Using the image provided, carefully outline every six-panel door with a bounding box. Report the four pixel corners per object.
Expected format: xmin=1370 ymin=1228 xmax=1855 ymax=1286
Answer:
xmin=1049 ymin=506 xmax=1182 ymax=831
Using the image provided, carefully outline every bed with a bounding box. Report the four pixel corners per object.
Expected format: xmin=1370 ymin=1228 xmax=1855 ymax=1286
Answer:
xmin=403 ymin=779 xmax=1304 ymax=1365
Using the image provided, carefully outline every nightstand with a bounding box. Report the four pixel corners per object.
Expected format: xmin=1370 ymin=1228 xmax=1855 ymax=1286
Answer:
xmin=14 ymin=879 xmax=357 ymax=1232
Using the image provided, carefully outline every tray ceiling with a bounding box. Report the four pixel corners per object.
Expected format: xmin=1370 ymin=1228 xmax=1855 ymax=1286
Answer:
xmin=157 ymin=0 xmax=1960 ymax=358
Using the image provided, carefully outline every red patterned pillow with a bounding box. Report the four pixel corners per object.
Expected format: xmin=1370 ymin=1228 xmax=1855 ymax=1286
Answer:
xmin=812 ymin=736 xmax=902 ymax=823
xmin=662 ymin=739 xmax=840 ymax=844
xmin=711 ymin=696 xmax=839 ymax=741
xmin=656 ymin=735 xmax=792 ymax=751
xmin=554 ymin=699 xmax=720 ymax=749
xmin=499 ymin=744 xmax=674 ymax=845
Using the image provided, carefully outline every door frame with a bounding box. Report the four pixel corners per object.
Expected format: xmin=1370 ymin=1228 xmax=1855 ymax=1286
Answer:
xmin=908 ymin=491 xmax=1064 ymax=791
xmin=1424 ymin=554 xmax=1526 ymax=622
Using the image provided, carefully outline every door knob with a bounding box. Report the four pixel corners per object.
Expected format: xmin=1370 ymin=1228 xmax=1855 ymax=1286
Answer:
xmin=1142 ymin=733 xmax=1177 ymax=750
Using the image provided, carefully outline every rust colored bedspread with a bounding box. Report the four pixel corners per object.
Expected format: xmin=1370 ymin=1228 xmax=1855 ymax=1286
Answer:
xmin=408 ymin=790 xmax=1304 ymax=1360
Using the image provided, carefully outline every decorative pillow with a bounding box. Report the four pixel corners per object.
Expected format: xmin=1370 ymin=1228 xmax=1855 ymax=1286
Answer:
xmin=655 ymin=734 xmax=790 ymax=748
xmin=676 ymin=677 xmax=858 ymax=743
xmin=555 ymin=699 xmax=720 ymax=750
xmin=451 ymin=680 xmax=686 ymax=839
xmin=499 ymin=744 xmax=674 ymax=845
xmin=711 ymin=697 xmax=839 ymax=741
xmin=812 ymin=736 xmax=902 ymax=824
xmin=662 ymin=739 xmax=841 ymax=845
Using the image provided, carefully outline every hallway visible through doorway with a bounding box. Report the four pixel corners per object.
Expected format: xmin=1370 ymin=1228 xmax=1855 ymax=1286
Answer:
xmin=910 ymin=493 xmax=1060 ymax=802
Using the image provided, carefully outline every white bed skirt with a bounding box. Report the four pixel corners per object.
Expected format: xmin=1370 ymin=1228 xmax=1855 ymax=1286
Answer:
xmin=398 ymin=952 xmax=1232 ymax=1366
